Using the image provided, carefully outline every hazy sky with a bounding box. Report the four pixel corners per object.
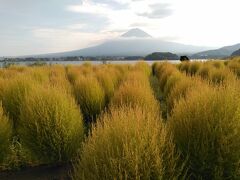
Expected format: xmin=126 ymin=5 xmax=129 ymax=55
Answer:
xmin=0 ymin=0 xmax=240 ymax=56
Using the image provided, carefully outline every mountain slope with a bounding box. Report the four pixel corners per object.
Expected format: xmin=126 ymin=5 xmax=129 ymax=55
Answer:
xmin=192 ymin=43 xmax=240 ymax=58
xmin=39 ymin=38 xmax=209 ymax=57
xmin=231 ymin=49 xmax=240 ymax=56
xmin=31 ymin=29 xmax=211 ymax=58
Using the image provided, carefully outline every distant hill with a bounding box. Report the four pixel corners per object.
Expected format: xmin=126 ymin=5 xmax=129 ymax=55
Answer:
xmin=145 ymin=52 xmax=179 ymax=60
xmin=31 ymin=29 xmax=210 ymax=58
xmin=191 ymin=43 xmax=240 ymax=59
xmin=231 ymin=49 xmax=240 ymax=56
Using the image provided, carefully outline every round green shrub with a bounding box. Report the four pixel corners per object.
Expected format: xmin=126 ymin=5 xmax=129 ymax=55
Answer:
xmin=163 ymin=71 xmax=184 ymax=98
xmin=134 ymin=61 xmax=151 ymax=76
xmin=168 ymin=85 xmax=240 ymax=179
xmin=210 ymin=68 xmax=236 ymax=84
xmin=95 ymin=70 xmax=117 ymax=104
xmin=189 ymin=62 xmax=201 ymax=75
xmin=166 ymin=77 xmax=204 ymax=113
xmin=73 ymin=106 xmax=182 ymax=180
xmin=73 ymin=75 xmax=105 ymax=123
xmin=155 ymin=63 xmax=177 ymax=91
xmin=111 ymin=71 xmax=159 ymax=114
xmin=1 ymin=76 xmax=34 ymax=129
xmin=211 ymin=61 xmax=224 ymax=69
xmin=19 ymin=88 xmax=84 ymax=164
xmin=197 ymin=65 xmax=211 ymax=79
xmin=227 ymin=60 xmax=240 ymax=77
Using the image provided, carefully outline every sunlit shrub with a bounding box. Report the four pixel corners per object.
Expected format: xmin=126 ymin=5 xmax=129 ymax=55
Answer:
xmin=66 ymin=66 xmax=81 ymax=84
xmin=210 ymin=61 xmax=225 ymax=69
xmin=197 ymin=64 xmax=212 ymax=79
xmin=1 ymin=76 xmax=34 ymax=128
xmin=26 ymin=67 xmax=49 ymax=84
xmin=0 ymin=78 xmax=5 ymax=100
xmin=19 ymin=87 xmax=84 ymax=164
xmin=168 ymin=85 xmax=240 ymax=179
xmin=0 ymin=103 xmax=12 ymax=163
xmin=73 ymin=106 xmax=182 ymax=180
xmin=163 ymin=71 xmax=184 ymax=98
xmin=0 ymin=68 xmax=21 ymax=79
xmin=7 ymin=65 xmax=26 ymax=73
xmin=80 ymin=64 xmax=94 ymax=76
xmin=155 ymin=63 xmax=178 ymax=91
xmin=95 ymin=69 xmax=117 ymax=104
xmin=134 ymin=61 xmax=151 ymax=76
xmin=227 ymin=60 xmax=240 ymax=77
xmin=205 ymin=59 xmax=225 ymax=69
xmin=48 ymin=66 xmax=72 ymax=94
xmin=111 ymin=71 xmax=159 ymax=113
xmin=73 ymin=75 xmax=105 ymax=123
xmin=166 ymin=77 xmax=204 ymax=113
xmin=209 ymin=68 xmax=236 ymax=84
xmin=189 ymin=61 xmax=201 ymax=75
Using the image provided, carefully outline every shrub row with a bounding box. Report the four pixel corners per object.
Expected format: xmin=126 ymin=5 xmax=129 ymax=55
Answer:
xmin=168 ymin=83 xmax=240 ymax=179
xmin=73 ymin=105 xmax=182 ymax=180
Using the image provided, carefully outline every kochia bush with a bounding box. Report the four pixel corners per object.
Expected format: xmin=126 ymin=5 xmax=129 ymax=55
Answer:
xmin=168 ymin=85 xmax=240 ymax=179
xmin=73 ymin=75 xmax=105 ymax=123
xmin=1 ymin=76 xmax=34 ymax=129
xmin=0 ymin=103 xmax=12 ymax=163
xmin=111 ymin=71 xmax=159 ymax=113
xmin=73 ymin=106 xmax=182 ymax=180
xmin=19 ymin=88 xmax=84 ymax=164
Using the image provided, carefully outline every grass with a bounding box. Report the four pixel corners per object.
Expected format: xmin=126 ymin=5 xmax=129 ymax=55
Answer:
xmin=111 ymin=70 xmax=160 ymax=114
xmin=73 ymin=75 xmax=105 ymax=123
xmin=156 ymin=63 xmax=178 ymax=91
xmin=133 ymin=61 xmax=151 ymax=76
xmin=95 ymin=67 xmax=118 ymax=104
xmin=73 ymin=105 xmax=182 ymax=180
xmin=1 ymin=76 xmax=34 ymax=129
xmin=209 ymin=68 xmax=236 ymax=84
xmin=18 ymin=87 xmax=84 ymax=164
xmin=197 ymin=64 xmax=211 ymax=79
xmin=168 ymin=84 xmax=240 ymax=179
xmin=0 ymin=103 xmax=12 ymax=163
xmin=166 ymin=76 xmax=205 ymax=114
xmin=0 ymin=60 xmax=239 ymax=178
xmin=227 ymin=59 xmax=240 ymax=77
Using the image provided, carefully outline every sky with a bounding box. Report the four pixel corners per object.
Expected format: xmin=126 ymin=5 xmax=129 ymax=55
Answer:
xmin=0 ymin=0 xmax=240 ymax=56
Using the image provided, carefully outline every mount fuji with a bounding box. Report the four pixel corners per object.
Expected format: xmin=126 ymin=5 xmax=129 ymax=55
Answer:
xmin=33 ymin=28 xmax=211 ymax=57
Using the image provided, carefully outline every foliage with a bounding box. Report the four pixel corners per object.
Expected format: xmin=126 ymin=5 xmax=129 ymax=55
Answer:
xmin=168 ymin=84 xmax=240 ymax=179
xmin=18 ymin=87 xmax=84 ymax=164
xmin=73 ymin=106 xmax=182 ymax=180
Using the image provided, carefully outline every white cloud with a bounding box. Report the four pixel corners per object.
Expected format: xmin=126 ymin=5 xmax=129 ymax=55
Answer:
xmin=30 ymin=27 xmax=118 ymax=54
xmin=65 ymin=0 xmax=240 ymax=47
xmin=67 ymin=1 xmax=110 ymax=14
xmin=67 ymin=23 xmax=87 ymax=30
xmin=2 ymin=0 xmax=240 ymax=56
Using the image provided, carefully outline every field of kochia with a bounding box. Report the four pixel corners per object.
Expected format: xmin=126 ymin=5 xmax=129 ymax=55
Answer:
xmin=0 ymin=57 xmax=240 ymax=179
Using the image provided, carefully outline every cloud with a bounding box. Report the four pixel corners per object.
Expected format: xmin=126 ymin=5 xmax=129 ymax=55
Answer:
xmin=138 ymin=3 xmax=173 ymax=19
xmin=4 ymin=27 xmax=118 ymax=56
xmin=91 ymin=0 xmax=129 ymax=9
xmin=67 ymin=1 xmax=109 ymax=14
xmin=130 ymin=22 xmax=150 ymax=27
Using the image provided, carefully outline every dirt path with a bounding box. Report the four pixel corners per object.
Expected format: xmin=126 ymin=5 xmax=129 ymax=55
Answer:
xmin=0 ymin=163 xmax=72 ymax=180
